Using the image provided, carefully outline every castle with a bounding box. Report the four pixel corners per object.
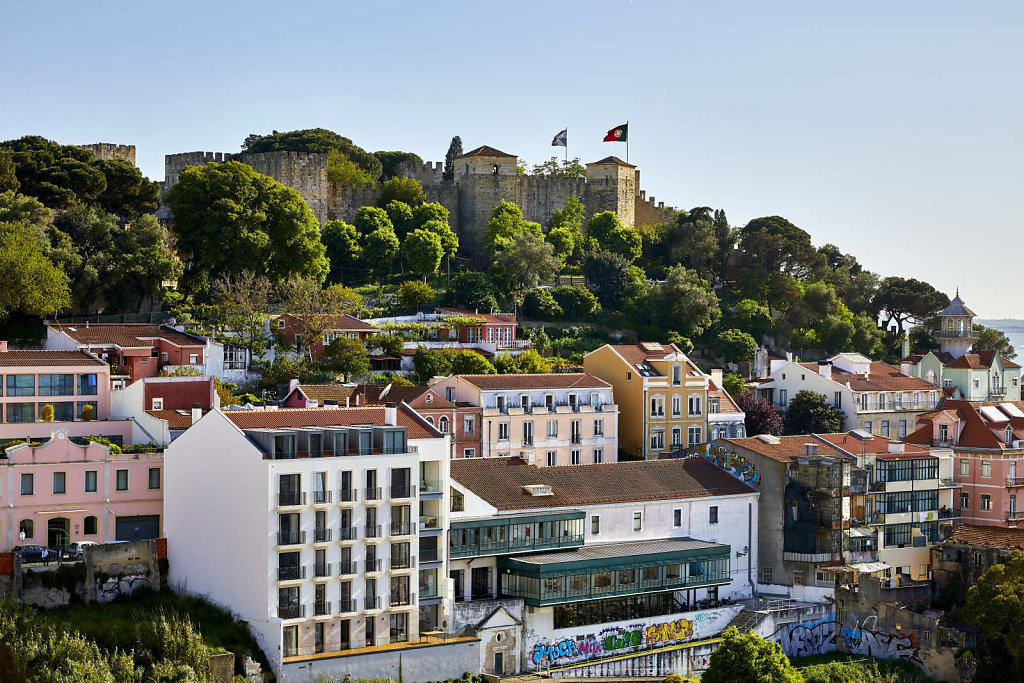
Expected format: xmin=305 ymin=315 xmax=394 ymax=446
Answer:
xmin=94 ymin=143 xmax=678 ymax=251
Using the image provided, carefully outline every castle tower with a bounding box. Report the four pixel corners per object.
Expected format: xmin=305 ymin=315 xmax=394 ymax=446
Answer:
xmin=77 ymin=143 xmax=136 ymax=167
xmin=584 ymin=156 xmax=636 ymax=227
xmin=935 ymin=292 xmax=978 ymax=359
xmin=452 ymin=145 xmax=520 ymax=249
xmin=453 ymin=145 xmax=518 ymax=177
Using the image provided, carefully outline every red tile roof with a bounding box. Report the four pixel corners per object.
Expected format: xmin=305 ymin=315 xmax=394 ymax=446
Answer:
xmin=354 ymin=384 xmax=428 ymax=404
xmin=948 ymin=524 xmax=1024 ymax=550
xmin=709 ymin=380 xmax=742 ymax=414
xmin=457 ymin=373 xmax=609 ymax=391
xmin=223 ymin=405 xmax=438 ymax=439
xmin=945 ymin=350 xmax=1020 ymax=370
xmin=295 ymin=384 xmax=361 ymax=404
xmin=812 ymin=432 xmax=930 ymax=455
xmin=451 ymin=457 xmax=755 ymax=510
xmin=796 ymin=361 xmax=936 ymax=392
xmin=51 ymin=323 xmax=205 ymax=348
xmin=455 ymin=145 xmax=515 ymax=159
xmin=0 ymin=349 xmax=107 ymax=368
xmin=279 ymin=313 xmax=378 ymax=332
xmin=722 ymin=432 xmax=924 ymax=462
xmin=146 ymin=409 xmax=206 ymax=430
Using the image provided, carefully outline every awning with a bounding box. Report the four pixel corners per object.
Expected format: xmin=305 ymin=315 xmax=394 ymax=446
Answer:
xmin=849 ymin=562 xmax=891 ymax=574
xmin=848 ymin=527 xmax=877 ymax=538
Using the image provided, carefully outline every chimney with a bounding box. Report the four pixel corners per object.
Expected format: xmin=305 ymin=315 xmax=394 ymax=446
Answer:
xmin=888 ymin=440 xmax=905 ymax=454
xmin=900 ymin=360 xmax=913 ymax=377
xmin=901 ymin=332 xmax=911 ymax=361
xmin=817 ymin=361 xmax=832 ymax=380
xmin=384 ymin=402 xmax=398 ymax=426
xmin=288 ymin=378 xmax=300 ymax=393
xmin=710 ymin=369 xmax=724 ymax=387
xmin=802 ymin=443 xmax=819 ymax=457
xmin=324 ymin=399 xmax=339 ymax=409
xmin=0 ymin=341 xmax=7 ymax=352
xmin=191 ymin=402 xmax=202 ymax=425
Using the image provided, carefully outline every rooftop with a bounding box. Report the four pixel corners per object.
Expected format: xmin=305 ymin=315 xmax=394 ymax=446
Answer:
xmin=451 ymin=456 xmax=755 ymax=510
xmin=223 ymin=406 xmax=439 ymax=440
xmin=944 ymin=350 xmax=1020 ymax=370
xmin=709 ymin=380 xmax=743 ymax=414
xmin=948 ymin=523 xmax=1024 ymax=549
xmin=455 ymin=145 xmax=516 ymax=159
xmin=436 ymin=307 xmax=517 ymax=325
xmin=794 ymin=361 xmax=937 ymax=392
xmin=721 ymin=432 xmax=929 ymax=462
xmin=454 ymin=373 xmax=610 ymax=392
xmin=0 ymin=349 xmax=107 ymax=368
xmin=937 ymin=295 xmax=976 ymax=318
xmin=588 ymin=155 xmax=635 ymax=167
xmin=277 ymin=313 xmax=378 ymax=332
xmin=50 ymin=323 xmax=205 ymax=349
xmin=907 ymin=400 xmax=1024 ymax=450
xmin=596 ymin=343 xmax=703 ymax=378
xmin=505 ymin=538 xmax=726 ymax=566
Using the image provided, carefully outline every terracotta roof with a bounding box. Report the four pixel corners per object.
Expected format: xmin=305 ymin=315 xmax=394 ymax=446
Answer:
xmin=709 ymin=380 xmax=742 ymax=414
xmin=0 ymin=349 xmax=107 ymax=368
xmin=601 ymin=343 xmax=701 ymax=377
xmin=354 ymin=384 xmax=428 ymax=404
xmin=795 ymin=361 xmax=936 ymax=392
xmin=945 ymin=350 xmax=1020 ymax=370
xmin=223 ymin=405 xmax=438 ymax=439
xmin=279 ymin=313 xmax=378 ymax=332
xmin=589 ymin=156 xmax=635 ymax=167
xmin=455 ymin=145 xmax=515 ymax=159
xmin=436 ymin=308 xmax=517 ymax=325
xmin=948 ymin=523 xmax=1024 ymax=550
xmin=295 ymin=384 xmax=360 ymax=404
xmin=457 ymin=373 xmax=609 ymax=391
xmin=721 ymin=434 xmax=852 ymax=462
xmin=813 ymin=432 xmax=930 ymax=456
xmin=451 ymin=457 xmax=755 ymax=510
xmin=50 ymin=323 xmax=205 ymax=348
xmin=146 ymin=409 xmax=206 ymax=430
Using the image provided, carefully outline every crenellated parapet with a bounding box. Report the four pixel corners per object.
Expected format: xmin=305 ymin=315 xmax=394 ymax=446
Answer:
xmin=164 ymin=151 xmax=235 ymax=189
xmin=77 ymin=143 xmax=136 ymax=166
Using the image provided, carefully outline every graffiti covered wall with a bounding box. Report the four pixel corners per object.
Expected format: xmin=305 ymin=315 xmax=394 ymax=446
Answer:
xmin=683 ymin=443 xmax=761 ymax=488
xmin=767 ymin=612 xmax=921 ymax=662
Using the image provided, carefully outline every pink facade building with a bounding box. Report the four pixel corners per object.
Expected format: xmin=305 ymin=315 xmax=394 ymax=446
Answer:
xmin=0 ymin=344 xmax=134 ymax=444
xmin=908 ymin=399 xmax=1024 ymax=527
xmin=1 ymin=427 xmax=163 ymax=550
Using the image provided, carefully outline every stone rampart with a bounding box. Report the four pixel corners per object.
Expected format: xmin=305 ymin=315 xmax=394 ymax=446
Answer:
xmin=396 ymin=159 xmax=445 ymax=187
xmin=242 ymin=151 xmax=328 ymax=222
xmin=635 ymin=189 xmax=677 ymax=226
xmin=327 ymin=181 xmax=383 ymax=222
xmin=164 ymin=151 xmax=235 ymax=190
xmin=78 ymin=143 xmax=137 ymax=166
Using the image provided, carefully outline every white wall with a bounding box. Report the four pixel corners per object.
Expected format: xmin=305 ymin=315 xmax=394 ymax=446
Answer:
xmin=761 ymin=362 xmax=856 ymax=429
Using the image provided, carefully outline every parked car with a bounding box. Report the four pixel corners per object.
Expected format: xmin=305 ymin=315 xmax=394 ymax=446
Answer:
xmin=63 ymin=541 xmax=98 ymax=561
xmin=13 ymin=545 xmax=46 ymax=563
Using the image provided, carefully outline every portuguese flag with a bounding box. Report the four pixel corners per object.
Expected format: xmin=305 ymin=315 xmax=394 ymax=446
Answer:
xmin=603 ymin=123 xmax=628 ymax=142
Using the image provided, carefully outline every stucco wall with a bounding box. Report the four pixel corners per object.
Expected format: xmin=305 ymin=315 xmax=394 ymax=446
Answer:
xmin=279 ymin=639 xmax=481 ymax=683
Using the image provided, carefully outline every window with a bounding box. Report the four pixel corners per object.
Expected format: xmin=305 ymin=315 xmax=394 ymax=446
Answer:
xmin=960 ymin=459 xmax=969 ymax=477
xmin=899 ymin=420 xmax=907 ymax=438
xmin=709 ymin=506 xmax=719 ymax=524
xmin=189 ymin=354 xmax=199 ymax=364
xmin=929 ymin=392 xmax=936 ymax=408
xmin=151 ymin=397 xmax=164 ymax=410
xmin=85 ymin=470 xmax=98 ymax=493
xmin=390 ymin=613 xmax=408 ymax=643
xmin=895 ymin=393 xmax=903 ymax=409
xmin=52 ymin=472 xmax=66 ymax=494
xmin=519 ymin=394 xmax=531 ymax=411
xmin=463 ymin=447 xmax=476 ymax=458
xmin=672 ymin=364 xmax=682 ymax=386
xmin=38 ymin=374 xmax=74 ymax=396
xmin=223 ymin=344 xmax=246 ymax=370
xmin=77 ymin=374 xmax=98 ymax=396
xmin=425 ymin=416 xmax=435 ymax=426
xmin=522 ymin=421 xmax=533 ymax=445
xmin=20 ymin=473 xmax=33 ymax=496
xmin=960 ymin=492 xmax=970 ymax=509
xmin=76 ymin=401 xmax=98 ymax=419
xmin=982 ymin=461 xmax=992 ymax=478
xmin=19 ymin=519 xmax=33 ymax=539
xmin=450 ymin=489 xmax=464 ymax=512
xmin=834 ymin=391 xmax=842 ymax=408
xmin=974 ymin=378 xmax=980 ymax=389
xmin=496 ymin=395 xmax=507 ymax=413
xmin=497 ymin=422 xmax=509 ymax=441
xmin=6 ymin=403 xmax=34 ymax=423
xmin=435 ymin=415 xmax=448 ymax=434
xmin=463 ymin=416 xmax=475 ymax=434
xmin=1007 ymin=425 xmax=1014 ymax=445
xmin=673 ymin=509 xmax=682 ymax=527
xmin=591 ymin=515 xmax=600 ymax=535
xmin=760 ymin=567 xmax=773 ymax=583
xmin=632 ymin=511 xmax=642 ymax=532
xmin=672 ymin=396 xmax=681 ymax=417
xmin=148 ymin=467 xmax=161 ymax=490
xmin=864 ymin=421 xmax=872 ymax=434
xmin=546 ymin=451 xmax=556 ymax=467
xmin=546 ymin=420 xmax=557 ymax=438
xmin=881 ymin=421 xmax=890 ymax=438
xmin=671 ymin=427 xmax=681 ymax=448
xmin=688 ymin=396 xmax=701 ymax=416
xmin=626 ymin=372 xmax=632 ymax=381
xmin=593 ymin=419 xmax=604 ymax=436
xmin=52 ymin=402 xmax=74 ymax=421
xmin=981 ymin=494 xmax=992 ymax=511
xmin=649 ymin=429 xmax=664 ymax=450
xmin=6 ymin=375 xmax=34 ymax=396
xmin=283 ymin=626 xmax=298 ymax=657
xmin=885 ymin=523 xmax=913 ymax=548
xmin=115 ymin=469 xmax=128 ymax=491
xmin=570 ymin=420 xmax=581 ymax=444
xmin=779 ymin=389 xmax=787 ymax=406
xmin=974 ymin=552 xmax=984 ymax=567
xmin=571 ymin=449 xmax=581 ymax=465
xmin=593 ymin=448 xmax=603 ymax=464
xmin=84 ymin=515 xmax=97 ymax=535
xmin=650 ymin=397 xmax=664 ymax=417
xmin=688 ymin=426 xmax=702 ymax=446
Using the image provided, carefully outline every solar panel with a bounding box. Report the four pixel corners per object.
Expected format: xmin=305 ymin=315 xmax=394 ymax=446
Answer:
xmin=1000 ymin=403 xmax=1024 ymax=418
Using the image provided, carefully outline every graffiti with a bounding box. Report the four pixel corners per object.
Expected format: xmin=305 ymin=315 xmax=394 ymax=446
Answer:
xmin=768 ymin=614 xmax=921 ymax=663
xmin=771 ymin=617 xmax=837 ymax=657
xmin=689 ymin=443 xmax=761 ymax=487
xmin=603 ymin=628 xmax=643 ymax=651
xmin=645 ymin=618 xmax=694 ymax=645
xmin=532 ymin=638 xmax=579 ymax=665
xmin=688 ymin=652 xmax=712 ymax=674
xmin=96 ymin=575 xmax=152 ymax=604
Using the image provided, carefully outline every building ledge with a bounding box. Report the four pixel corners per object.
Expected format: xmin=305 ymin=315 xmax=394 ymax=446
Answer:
xmin=281 ymin=633 xmax=479 ymax=664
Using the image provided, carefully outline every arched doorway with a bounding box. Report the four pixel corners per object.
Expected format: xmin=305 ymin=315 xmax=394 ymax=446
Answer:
xmin=47 ymin=517 xmax=70 ymax=549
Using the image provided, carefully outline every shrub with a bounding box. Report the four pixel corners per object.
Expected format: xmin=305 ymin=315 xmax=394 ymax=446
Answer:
xmin=40 ymin=404 xmax=54 ymax=422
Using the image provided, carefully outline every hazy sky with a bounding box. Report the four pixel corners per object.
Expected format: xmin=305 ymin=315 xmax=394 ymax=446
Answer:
xmin=2 ymin=1 xmax=1021 ymax=316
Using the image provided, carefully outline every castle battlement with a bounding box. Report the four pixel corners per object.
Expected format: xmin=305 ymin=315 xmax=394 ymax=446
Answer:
xmin=77 ymin=143 xmax=136 ymax=166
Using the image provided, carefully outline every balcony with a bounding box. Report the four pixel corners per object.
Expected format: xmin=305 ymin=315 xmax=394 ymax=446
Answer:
xmin=782 ymin=551 xmax=841 ymax=563
xmin=939 ymin=477 xmax=957 ymax=488
xmin=338 ymin=561 xmax=358 ymax=575
xmin=419 ymin=516 xmax=440 ymax=532
xmin=390 ymin=522 xmax=413 ymax=537
xmin=1006 ymin=510 xmax=1024 ymax=522
xmin=365 ymin=559 xmax=384 ymax=573
xmin=312 ymin=490 xmax=332 ymax=505
xmin=1007 ymin=477 xmax=1024 ymax=488
xmin=936 ymin=328 xmax=977 ymax=339
xmin=420 ymin=547 xmax=440 ymax=563
xmin=278 ymin=604 xmax=305 ymax=620
xmin=419 ymin=480 xmax=443 ymax=496
xmin=277 ymin=530 xmax=305 ymax=546
xmin=390 ymin=485 xmax=414 ymax=500
xmin=278 ymin=566 xmax=306 ymax=581
xmin=339 ymin=527 xmax=358 ymax=542
xmin=314 ymin=528 xmax=332 ymax=543
xmin=278 ymin=491 xmax=306 ymax=507
xmin=391 ymin=555 xmax=415 ymax=570
xmin=365 ymin=596 xmax=383 ymax=611
xmin=390 ymin=594 xmax=415 ymax=607
xmin=932 ymin=439 xmax=955 ymax=448
xmin=339 ymin=488 xmax=357 ymax=503
xmin=314 ymin=563 xmax=331 ymax=578
xmin=365 ymin=487 xmax=382 ymax=502
xmin=365 ymin=524 xmax=382 ymax=539
xmin=419 ymin=583 xmax=440 ymax=600
xmin=338 ymin=598 xmax=356 ymax=613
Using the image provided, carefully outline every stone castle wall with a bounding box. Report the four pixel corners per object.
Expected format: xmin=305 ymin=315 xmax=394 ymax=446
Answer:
xmin=78 ymin=143 xmax=137 ymax=166
xmin=164 ymin=151 xmax=235 ymax=190
xmin=243 ymin=151 xmax=328 ymax=223
xmin=635 ymin=189 xmax=676 ymax=226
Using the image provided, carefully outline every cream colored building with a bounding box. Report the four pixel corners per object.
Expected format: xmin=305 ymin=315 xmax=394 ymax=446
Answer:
xmin=584 ymin=343 xmax=708 ymax=458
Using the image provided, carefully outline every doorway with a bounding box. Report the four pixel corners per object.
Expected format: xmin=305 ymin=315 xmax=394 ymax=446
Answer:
xmin=47 ymin=517 xmax=70 ymax=548
xmin=493 ymin=652 xmax=503 ymax=675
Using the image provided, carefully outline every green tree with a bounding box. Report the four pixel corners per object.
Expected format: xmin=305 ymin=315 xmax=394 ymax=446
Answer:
xmin=413 ymin=347 xmax=453 ymax=380
xmin=586 ymin=211 xmax=642 ymax=261
xmin=0 ymin=191 xmax=49 ymax=231
xmin=722 ymin=373 xmax=747 ymax=395
xmin=494 ymin=349 xmax=552 ymax=374
xmin=368 ymin=333 xmax=405 ymax=356
xmin=0 ymin=136 xmax=107 ymax=208
xmin=362 ymin=227 xmax=400 ymax=281
xmin=374 ymin=150 xmax=424 ymax=180
xmin=281 ymin=278 xmax=363 ymax=360
xmin=664 ymin=207 xmax=719 ymax=277
xmin=447 ymin=271 xmax=499 ymax=312
xmin=531 ymin=156 xmax=587 ymax=178
xmin=168 ymin=161 xmax=327 ymax=292
xmin=396 ymin=280 xmax=436 ymax=311
xmin=326 ymin=148 xmax=376 ymax=183
xmin=384 ymin=200 xmax=415 ymax=239
xmin=0 ymin=221 xmax=71 ymax=320
xmin=964 ymin=548 xmax=1024 ymax=672
xmin=492 ymin=233 xmax=559 ymax=296
xmin=443 ymin=136 xmax=463 ymax=181
xmin=378 ymin=176 xmax=426 ymax=207
xmin=871 ymin=276 xmax=949 ymax=335
xmin=731 ymin=298 xmax=773 ymax=341
xmin=321 ymin=220 xmax=362 ymax=284
xmin=241 ymin=128 xmax=382 ymax=180
xmin=210 ymin=269 xmax=274 ymax=359
xmin=0 ymin=151 xmax=18 ymax=192
xmin=411 ymin=202 xmax=450 ymax=231
xmin=644 ymin=266 xmax=722 ymax=340
xmin=547 ymin=196 xmax=586 ymax=269
xmin=522 ymin=288 xmax=563 ymax=320
xmin=712 ymin=208 xmax=736 ymax=282
xmin=420 ymin=218 xmax=459 ymax=258
xmin=482 ymin=200 xmax=543 ymax=255
xmin=108 ymin=214 xmax=182 ymax=312
xmin=583 ymin=250 xmax=633 ymax=309
xmin=321 ymin=336 xmax=371 ymax=381
xmin=717 ymin=328 xmax=757 ymax=363
xmin=738 ymin=215 xmax=825 ymax=281
xmin=353 ymin=206 xmax=394 ymax=236
xmin=95 ymin=158 xmax=160 ymax=216
xmin=403 ymin=228 xmax=444 ymax=281
xmin=450 ymin=350 xmax=496 ymax=375
xmin=702 ymin=627 xmax=801 ymax=683
xmin=975 ymin=324 xmax=1016 ymax=360
xmin=783 ymin=390 xmax=843 ymax=435
xmin=552 ymin=284 xmax=600 ymax=320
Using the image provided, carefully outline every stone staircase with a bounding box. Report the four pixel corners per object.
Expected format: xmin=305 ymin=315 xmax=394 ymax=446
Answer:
xmin=724 ymin=608 xmax=767 ymax=634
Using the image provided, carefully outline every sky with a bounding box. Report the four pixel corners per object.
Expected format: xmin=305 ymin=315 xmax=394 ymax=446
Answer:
xmin=1 ymin=1 xmax=1022 ymax=316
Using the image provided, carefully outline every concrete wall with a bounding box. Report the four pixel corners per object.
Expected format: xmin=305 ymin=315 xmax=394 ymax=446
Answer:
xmin=279 ymin=638 xmax=480 ymax=683
xmin=86 ymin=538 xmax=162 ymax=603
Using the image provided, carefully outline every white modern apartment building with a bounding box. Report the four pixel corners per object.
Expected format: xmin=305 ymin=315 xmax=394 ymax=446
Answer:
xmin=164 ymin=405 xmax=475 ymax=682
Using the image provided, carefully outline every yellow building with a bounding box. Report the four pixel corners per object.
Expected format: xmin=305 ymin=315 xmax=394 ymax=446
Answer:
xmin=584 ymin=343 xmax=709 ymax=458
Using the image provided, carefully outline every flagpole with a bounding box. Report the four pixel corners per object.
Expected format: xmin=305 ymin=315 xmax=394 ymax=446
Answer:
xmin=564 ymin=126 xmax=568 ymax=163
xmin=626 ymin=120 xmax=629 ymax=164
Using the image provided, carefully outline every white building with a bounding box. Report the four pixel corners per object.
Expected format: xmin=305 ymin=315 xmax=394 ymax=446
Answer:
xmin=164 ymin=405 xmax=477 ymax=682
xmin=447 ymin=456 xmax=759 ymax=677
xmin=708 ymin=370 xmax=746 ymax=440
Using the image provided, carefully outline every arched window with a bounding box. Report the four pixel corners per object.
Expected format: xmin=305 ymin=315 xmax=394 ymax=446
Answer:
xmin=18 ymin=519 xmax=33 ymax=539
xmin=1007 ymin=426 xmax=1014 ymax=445
xmin=438 ymin=416 xmax=450 ymax=434
xmin=425 ymin=416 xmax=435 ymax=426
xmin=84 ymin=515 xmax=97 ymax=535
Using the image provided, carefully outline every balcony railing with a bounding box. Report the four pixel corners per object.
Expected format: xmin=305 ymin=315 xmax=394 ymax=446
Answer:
xmin=932 ymin=439 xmax=954 ymax=447
xmin=391 ymin=555 xmax=415 ymax=570
xmin=390 ymin=522 xmax=413 ymax=536
xmin=1007 ymin=477 xmax=1024 ymax=487
xmin=390 ymin=594 xmax=414 ymax=607
xmin=365 ymin=524 xmax=382 ymax=539
xmin=419 ymin=480 xmax=443 ymax=494
xmin=365 ymin=559 xmax=383 ymax=573
xmin=365 ymin=596 xmax=382 ymax=611
xmin=279 ymin=604 xmax=305 ymax=619
xmin=419 ymin=516 xmax=440 ymax=531
xmin=340 ymin=488 xmax=357 ymax=503
xmin=277 ymin=530 xmax=305 ymax=546
xmin=419 ymin=583 xmax=440 ymax=599
xmin=338 ymin=598 xmax=356 ymax=613
xmin=314 ymin=527 xmax=332 ymax=543
xmin=1006 ymin=510 xmax=1024 ymax=522
xmin=314 ymin=563 xmax=331 ymax=578
xmin=939 ymin=477 xmax=957 ymax=488
xmin=390 ymin=485 xmax=414 ymax=500
xmin=936 ymin=329 xmax=977 ymax=339
xmin=366 ymin=487 xmax=382 ymax=501
xmin=339 ymin=527 xmax=357 ymax=541
xmin=313 ymin=490 xmax=332 ymax=504
xmin=420 ymin=547 xmax=440 ymax=563
xmin=314 ymin=601 xmax=331 ymax=616
xmin=278 ymin=566 xmax=305 ymax=581
xmin=338 ymin=560 xmax=358 ymax=575
xmin=278 ymin=492 xmax=305 ymax=507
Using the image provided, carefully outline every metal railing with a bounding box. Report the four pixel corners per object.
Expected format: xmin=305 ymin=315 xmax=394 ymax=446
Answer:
xmin=390 ymin=522 xmax=413 ymax=536
xmin=339 ymin=527 xmax=357 ymax=541
xmin=338 ymin=598 xmax=355 ymax=613
xmin=1008 ymin=477 xmax=1024 ymax=487
xmin=936 ymin=329 xmax=977 ymax=338
xmin=278 ymin=492 xmax=305 ymax=507
xmin=419 ymin=480 xmax=443 ymax=494
xmin=314 ymin=601 xmax=331 ymax=616
xmin=365 ymin=596 xmax=382 ymax=611
xmin=314 ymin=528 xmax=332 ymax=543
xmin=365 ymin=524 xmax=382 ymax=539
xmin=1006 ymin=509 xmax=1024 ymax=522
xmin=340 ymin=488 xmax=357 ymax=503
xmin=365 ymin=559 xmax=384 ymax=573
xmin=277 ymin=530 xmax=305 ymax=545
xmin=390 ymin=594 xmax=415 ymax=607
xmin=390 ymin=485 xmax=414 ymax=499
xmin=279 ymin=604 xmax=305 ymax=619
xmin=365 ymin=487 xmax=382 ymax=501
xmin=278 ymin=566 xmax=305 ymax=581
xmin=313 ymin=490 xmax=332 ymax=504
xmin=338 ymin=561 xmax=358 ymax=575
xmin=420 ymin=547 xmax=440 ymax=562
xmin=390 ymin=555 xmax=415 ymax=570
xmin=314 ymin=563 xmax=331 ymax=578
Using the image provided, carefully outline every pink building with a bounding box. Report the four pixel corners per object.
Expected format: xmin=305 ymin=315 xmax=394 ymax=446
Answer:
xmin=1 ymin=427 xmax=163 ymax=550
xmin=0 ymin=343 xmax=134 ymax=444
xmin=908 ymin=399 xmax=1024 ymax=527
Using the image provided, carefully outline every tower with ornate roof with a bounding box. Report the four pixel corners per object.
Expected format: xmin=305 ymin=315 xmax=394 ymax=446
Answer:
xmin=935 ymin=291 xmax=978 ymax=359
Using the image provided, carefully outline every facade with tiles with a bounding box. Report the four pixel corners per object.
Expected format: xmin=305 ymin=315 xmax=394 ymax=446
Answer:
xmin=1 ymin=427 xmax=163 ymax=551
xmin=447 ymin=457 xmax=757 ymax=676
xmin=164 ymin=406 xmax=457 ymax=681
xmin=428 ymin=374 xmax=617 ymax=467
xmin=584 ymin=343 xmax=709 ymax=458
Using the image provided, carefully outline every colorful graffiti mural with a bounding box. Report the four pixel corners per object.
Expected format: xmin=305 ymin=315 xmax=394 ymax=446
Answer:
xmin=769 ymin=614 xmax=920 ymax=663
xmin=685 ymin=443 xmax=761 ymax=487
xmin=771 ymin=616 xmax=838 ymax=657
xmin=645 ymin=618 xmax=694 ymax=644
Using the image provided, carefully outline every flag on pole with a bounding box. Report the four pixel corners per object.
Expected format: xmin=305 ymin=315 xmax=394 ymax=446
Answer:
xmin=603 ymin=123 xmax=628 ymax=142
xmin=551 ymin=129 xmax=567 ymax=147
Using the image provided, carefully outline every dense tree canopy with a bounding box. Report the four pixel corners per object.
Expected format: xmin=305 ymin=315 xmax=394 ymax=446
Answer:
xmin=483 ymin=200 xmax=543 ymax=255
xmin=374 ymin=150 xmax=424 ymax=180
xmin=0 ymin=220 xmax=71 ymax=320
xmin=702 ymin=627 xmax=801 ymax=683
xmin=964 ymin=549 xmax=1024 ymax=672
xmin=975 ymin=324 xmax=1017 ymax=359
xmin=735 ymin=391 xmax=783 ymax=436
xmin=241 ymin=128 xmax=382 ymax=181
xmin=872 ymin=276 xmax=949 ymax=334
xmin=783 ymin=389 xmax=843 ymax=435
